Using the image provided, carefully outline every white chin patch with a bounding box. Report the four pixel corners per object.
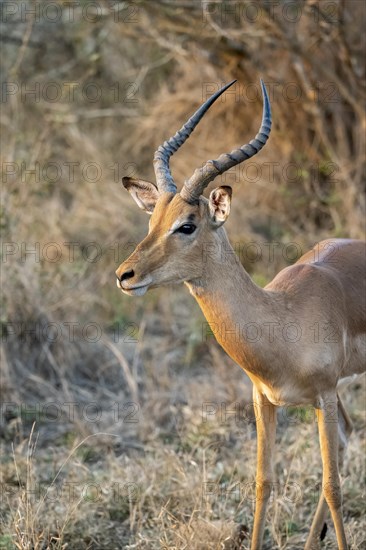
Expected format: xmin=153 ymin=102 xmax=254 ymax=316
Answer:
xmin=122 ymin=286 xmax=148 ymax=297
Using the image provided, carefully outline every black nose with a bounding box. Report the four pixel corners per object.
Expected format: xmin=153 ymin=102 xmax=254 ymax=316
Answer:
xmin=119 ymin=269 xmax=134 ymax=282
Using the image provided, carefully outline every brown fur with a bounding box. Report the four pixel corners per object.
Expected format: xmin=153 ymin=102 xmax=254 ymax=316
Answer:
xmin=116 ymin=189 xmax=366 ymax=549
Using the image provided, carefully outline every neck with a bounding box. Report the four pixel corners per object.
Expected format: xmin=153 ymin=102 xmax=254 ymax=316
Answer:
xmin=185 ymin=228 xmax=281 ymax=384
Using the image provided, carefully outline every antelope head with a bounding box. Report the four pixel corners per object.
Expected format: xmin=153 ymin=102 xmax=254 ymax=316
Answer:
xmin=116 ymin=80 xmax=271 ymax=296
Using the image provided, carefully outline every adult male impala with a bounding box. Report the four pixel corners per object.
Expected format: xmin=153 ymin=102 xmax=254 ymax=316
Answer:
xmin=116 ymin=80 xmax=366 ymax=549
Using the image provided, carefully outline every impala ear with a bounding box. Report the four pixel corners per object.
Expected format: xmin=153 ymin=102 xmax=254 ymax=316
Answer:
xmin=122 ymin=177 xmax=159 ymax=214
xmin=208 ymin=186 xmax=232 ymax=227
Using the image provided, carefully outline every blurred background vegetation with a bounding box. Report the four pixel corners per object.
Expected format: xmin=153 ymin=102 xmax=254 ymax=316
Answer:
xmin=1 ymin=1 xmax=365 ymax=548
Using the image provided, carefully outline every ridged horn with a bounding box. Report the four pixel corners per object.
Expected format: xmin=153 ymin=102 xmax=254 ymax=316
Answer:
xmin=153 ymin=80 xmax=237 ymax=194
xmin=180 ymin=79 xmax=271 ymax=203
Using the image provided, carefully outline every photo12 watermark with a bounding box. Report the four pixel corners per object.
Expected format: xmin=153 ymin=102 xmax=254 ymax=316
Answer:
xmin=201 ymin=1 xmax=339 ymax=27
xmin=1 ymin=320 xmax=140 ymax=344
xmin=201 ymin=80 xmax=340 ymax=105
xmin=0 ymin=479 xmax=141 ymax=504
xmin=201 ymin=400 xmax=339 ymax=427
xmin=201 ymin=479 xmax=340 ymax=506
xmin=1 ymin=1 xmax=140 ymax=24
xmin=1 ymin=400 xmax=141 ymax=425
xmin=201 ymin=320 xmax=342 ymax=345
xmin=1 ymin=81 xmax=140 ymax=104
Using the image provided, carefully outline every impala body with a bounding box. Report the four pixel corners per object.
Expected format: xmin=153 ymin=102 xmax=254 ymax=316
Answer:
xmin=116 ymin=80 xmax=366 ymax=549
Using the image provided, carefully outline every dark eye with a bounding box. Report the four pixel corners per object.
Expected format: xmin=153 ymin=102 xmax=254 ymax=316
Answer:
xmin=176 ymin=223 xmax=196 ymax=235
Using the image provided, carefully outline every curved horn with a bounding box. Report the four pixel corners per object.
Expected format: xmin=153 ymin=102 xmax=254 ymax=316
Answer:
xmin=180 ymin=79 xmax=272 ymax=203
xmin=153 ymin=80 xmax=237 ymax=194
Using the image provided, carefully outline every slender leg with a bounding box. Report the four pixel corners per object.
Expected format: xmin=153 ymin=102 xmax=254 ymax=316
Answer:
xmin=337 ymin=395 xmax=353 ymax=470
xmin=315 ymin=393 xmax=348 ymax=550
xmin=250 ymin=387 xmax=277 ymax=550
xmin=305 ymin=494 xmax=328 ymax=550
xmin=305 ymin=394 xmax=352 ymax=549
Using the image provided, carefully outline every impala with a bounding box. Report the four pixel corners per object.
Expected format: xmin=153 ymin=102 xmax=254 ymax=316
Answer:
xmin=116 ymin=80 xmax=366 ymax=549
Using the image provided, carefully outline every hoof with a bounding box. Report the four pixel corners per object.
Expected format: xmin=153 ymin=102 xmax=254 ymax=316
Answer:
xmin=320 ymin=522 xmax=328 ymax=541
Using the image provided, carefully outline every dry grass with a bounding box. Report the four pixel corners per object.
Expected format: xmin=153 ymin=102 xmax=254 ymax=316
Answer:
xmin=1 ymin=374 xmax=365 ymax=549
xmin=1 ymin=1 xmax=365 ymax=548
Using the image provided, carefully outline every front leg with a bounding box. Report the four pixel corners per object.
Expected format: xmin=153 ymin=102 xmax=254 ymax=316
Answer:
xmin=251 ymin=387 xmax=277 ymax=550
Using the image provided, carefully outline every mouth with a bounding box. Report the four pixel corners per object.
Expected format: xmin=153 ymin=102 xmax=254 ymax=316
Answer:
xmin=116 ymin=278 xmax=150 ymax=296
